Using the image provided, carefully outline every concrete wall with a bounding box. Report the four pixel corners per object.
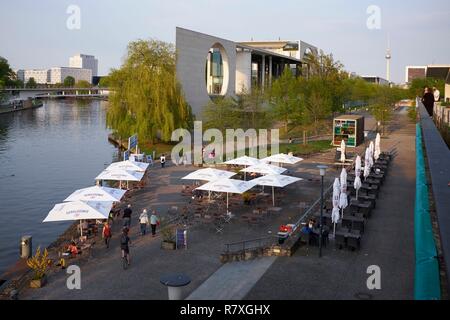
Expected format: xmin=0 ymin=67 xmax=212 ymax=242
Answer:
xmin=235 ymin=51 xmax=252 ymax=94
xmin=176 ymin=27 xmax=237 ymax=117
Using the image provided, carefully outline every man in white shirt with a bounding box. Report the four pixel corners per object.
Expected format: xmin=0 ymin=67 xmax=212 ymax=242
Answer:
xmin=433 ymin=87 xmax=440 ymax=102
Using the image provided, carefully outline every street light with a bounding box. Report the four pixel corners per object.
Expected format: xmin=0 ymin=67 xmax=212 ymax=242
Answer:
xmin=317 ymin=165 xmax=328 ymax=258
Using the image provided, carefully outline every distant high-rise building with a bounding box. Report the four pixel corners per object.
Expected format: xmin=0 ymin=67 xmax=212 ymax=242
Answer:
xmin=50 ymin=67 xmax=92 ymax=84
xmin=69 ymin=54 xmax=98 ymax=77
xmin=405 ymin=66 xmax=427 ymax=84
xmin=24 ymin=69 xmax=51 ymax=84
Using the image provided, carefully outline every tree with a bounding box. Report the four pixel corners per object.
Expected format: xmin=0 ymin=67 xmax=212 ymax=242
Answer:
xmin=369 ymin=85 xmax=403 ymax=136
xmin=98 ymin=76 xmax=111 ymax=88
xmin=268 ymin=68 xmax=302 ymax=134
xmin=63 ymin=76 xmax=75 ymax=87
xmin=106 ymin=39 xmax=193 ymax=143
xmin=408 ymin=77 xmax=445 ymax=99
xmin=202 ymin=97 xmax=240 ymax=132
xmin=26 ymin=77 xmax=37 ymax=88
xmin=236 ymin=86 xmax=272 ymax=130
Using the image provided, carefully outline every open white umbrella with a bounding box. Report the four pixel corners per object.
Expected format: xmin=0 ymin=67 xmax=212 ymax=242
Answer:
xmin=64 ymin=186 xmax=126 ymax=202
xmin=251 ymin=174 xmax=303 ymax=206
xmin=107 ymin=160 xmax=149 ymax=172
xmin=195 ymin=179 xmax=256 ymax=210
xmin=241 ymin=163 xmax=287 ymax=175
xmin=43 ymin=201 xmax=113 ymax=237
xmin=331 ymin=178 xmax=341 ymax=237
xmin=95 ymin=168 xmax=144 ymax=189
xmin=182 ymin=168 xmax=236 ymax=182
xmin=224 ymin=156 xmax=261 ymax=181
xmin=340 ymin=140 xmax=346 ymax=163
xmin=374 ymin=133 xmax=381 ymax=160
xmin=260 ymin=153 xmax=303 ymax=166
xmin=224 ymin=156 xmax=260 ymax=166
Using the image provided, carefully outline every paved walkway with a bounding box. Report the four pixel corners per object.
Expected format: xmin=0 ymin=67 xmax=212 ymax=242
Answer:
xmin=186 ymin=257 xmax=277 ymax=300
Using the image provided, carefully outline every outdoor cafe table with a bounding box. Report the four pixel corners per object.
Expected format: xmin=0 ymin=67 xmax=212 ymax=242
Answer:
xmin=350 ymin=200 xmax=372 ymax=218
xmin=351 ymin=194 xmax=376 ymax=208
xmin=342 ymin=215 xmax=365 ymax=233
xmin=335 ymin=230 xmax=362 ymax=250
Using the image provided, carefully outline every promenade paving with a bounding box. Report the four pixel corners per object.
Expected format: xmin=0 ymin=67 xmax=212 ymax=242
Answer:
xmin=20 ymin=110 xmax=416 ymax=300
xmin=245 ymin=108 xmax=416 ymax=300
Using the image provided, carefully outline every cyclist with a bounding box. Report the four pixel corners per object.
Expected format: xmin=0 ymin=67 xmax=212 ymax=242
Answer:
xmin=120 ymin=227 xmax=131 ymax=267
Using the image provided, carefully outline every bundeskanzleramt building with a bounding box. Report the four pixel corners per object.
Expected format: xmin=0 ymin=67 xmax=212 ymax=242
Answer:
xmin=176 ymin=27 xmax=318 ymax=117
xmin=69 ymin=54 xmax=98 ymax=77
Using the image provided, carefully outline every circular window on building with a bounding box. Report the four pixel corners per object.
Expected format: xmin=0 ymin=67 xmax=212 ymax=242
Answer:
xmin=205 ymin=43 xmax=229 ymax=97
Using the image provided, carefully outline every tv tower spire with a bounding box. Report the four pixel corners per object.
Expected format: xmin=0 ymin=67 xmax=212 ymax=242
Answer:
xmin=385 ymin=34 xmax=391 ymax=82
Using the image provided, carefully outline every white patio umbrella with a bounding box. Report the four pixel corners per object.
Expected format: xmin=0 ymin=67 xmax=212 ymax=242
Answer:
xmin=260 ymin=153 xmax=303 ymax=167
xmin=368 ymin=142 xmax=374 ymax=167
xmin=251 ymin=174 xmax=303 ymax=206
xmin=43 ymin=201 xmax=113 ymax=237
xmin=195 ymin=179 xmax=256 ymax=210
xmin=241 ymin=163 xmax=287 ymax=175
xmin=64 ymin=186 xmax=126 ymax=202
xmin=95 ymin=168 xmax=144 ymax=189
xmin=355 ymin=155 xmax=362 ymax=177
xmin=364 ymin=148 xmax=371 ymax=180
xmin=339 ymin=192 xmax=348 ymax=219
xmin=107 ymin=160 xmax=149 ymax=172
xmin=340 ymin=168 xmax=347 ymax=193
xmin=224 ymin=156 xmax=261 ymax=180
xmin=374 ymin=133 xmax=381 ymax=160
xmin=224 ymin=156 xmax=260 ymax=166
xmin=332 ymin=178 xmax=341 ymax=237
xmin=182 ymin=168 xmax=236 ymax=182
xmin=354 ymin=175 xmax=362 ymax=200
xmin=340 ymin=140 xmax=346 ymax=163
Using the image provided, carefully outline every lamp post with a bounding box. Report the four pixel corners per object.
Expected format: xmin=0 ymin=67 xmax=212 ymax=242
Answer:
xmin=317 ymin=165 xmax=328 ymax=258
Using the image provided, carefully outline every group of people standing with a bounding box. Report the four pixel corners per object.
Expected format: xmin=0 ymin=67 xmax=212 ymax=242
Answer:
xmin=422 ymin=86 xmax=441 ymax=117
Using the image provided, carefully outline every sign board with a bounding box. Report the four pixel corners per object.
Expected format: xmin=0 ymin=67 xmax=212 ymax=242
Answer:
xmin=128 ymin=134 xmax=138 ymax=150
xmin=123 ymin=150 xmax=130 ymax=161
xmin=176 ymin=229 xmax=187 ymax=250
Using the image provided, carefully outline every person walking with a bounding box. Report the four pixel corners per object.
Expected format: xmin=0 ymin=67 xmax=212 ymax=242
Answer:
xmin=150 ymin=210 xmax=160 ymax=237
xmin=102 ymin=221 xmax=112 ymax=248
xmin=422 ymin=87 xmax=435 ymax=117
xmin=160 ymin=154 xmax=166 ymax=168
xmin=123 ymin=204 xmax=132 ymax=228
xmin=120 ymin=227 xmax=131 ymax=267
xmin=139 ymin=209 xmax=149 ymax=236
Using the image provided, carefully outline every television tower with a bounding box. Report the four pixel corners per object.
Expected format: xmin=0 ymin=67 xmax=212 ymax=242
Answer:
xmin=385 ymin=35 xmax=391 ymax=82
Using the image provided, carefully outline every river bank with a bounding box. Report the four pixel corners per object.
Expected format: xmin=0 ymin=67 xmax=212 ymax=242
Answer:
xmin=0 ymin=100 xmax=43 ymax=114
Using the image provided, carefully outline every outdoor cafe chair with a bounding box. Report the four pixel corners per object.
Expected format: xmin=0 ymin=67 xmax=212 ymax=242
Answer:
xmin=335 ymin=233 xmax=347 ymax=250
xmin=347 ymin=235 xmax=361 ymax=251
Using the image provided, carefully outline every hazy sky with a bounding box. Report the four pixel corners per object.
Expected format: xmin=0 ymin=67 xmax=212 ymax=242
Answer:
xmin=1 ymin=0 xmax=449 ymax=83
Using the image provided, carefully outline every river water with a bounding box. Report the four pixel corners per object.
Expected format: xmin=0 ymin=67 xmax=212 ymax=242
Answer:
xmin=0 ymin=100 xmax=118 ymax=274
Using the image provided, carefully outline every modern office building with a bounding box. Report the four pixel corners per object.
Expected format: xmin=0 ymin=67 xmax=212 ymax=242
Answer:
xmin=14 ymin=69 xmax=25 ymax=82
xmin=361 ymin=76 xmax=390 ymax=86
xmin=405 ymin=66 xmax=427 ymax=84
xmin=176 ymin=27 xmax=318 ymax=117
xmin=69 ymin=54 xmax=98 ymax=77
xmin=50 ymin=67 xmax=92 ymax=84
xmin=24 ymin=69 xmax=51 ymax=84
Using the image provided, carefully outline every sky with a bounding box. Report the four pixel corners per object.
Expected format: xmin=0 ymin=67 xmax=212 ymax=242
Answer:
xmin=1 ymin=0 xmax=449 ymax=84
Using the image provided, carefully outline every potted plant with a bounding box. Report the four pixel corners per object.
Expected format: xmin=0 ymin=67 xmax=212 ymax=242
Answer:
xmin=160 ymin=225 xmax=176 ymax=250
xmin=27 ymin=247 xmax=52 ymax=288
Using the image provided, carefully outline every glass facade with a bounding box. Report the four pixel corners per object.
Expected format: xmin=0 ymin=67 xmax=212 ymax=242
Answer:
xmin=206 ymin=48 xmax=224 ymax=95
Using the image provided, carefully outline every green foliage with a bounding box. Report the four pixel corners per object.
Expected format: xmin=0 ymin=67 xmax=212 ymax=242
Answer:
xmin=98 ymin=76 xmax=110 ymax=88
xmin=26 ymin=77 xmax=37 ymax=88
xmin=203 ymin=96 xmax=240 ymax=132
xmin=106 ymin=39 xmax=193 ymax=143
xmin=63 ymin=76 xmax=75 ymax=87
xmin=26 ymin=247 xmax=51 ymax=280
xmin=408 ymin=77 xmax=445 ymax=99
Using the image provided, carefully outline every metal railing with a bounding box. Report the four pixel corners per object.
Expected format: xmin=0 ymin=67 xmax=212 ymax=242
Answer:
xmin=224 ymin=236 xmax=280 ymax=254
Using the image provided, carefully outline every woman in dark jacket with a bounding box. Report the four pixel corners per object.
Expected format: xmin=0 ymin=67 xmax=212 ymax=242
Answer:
xmin=422 ymin=87 xmax=435 ymax=117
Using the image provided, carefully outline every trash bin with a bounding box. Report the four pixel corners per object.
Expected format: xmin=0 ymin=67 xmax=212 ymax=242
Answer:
xmin=20 ymin=235 xmax=32 ymax=259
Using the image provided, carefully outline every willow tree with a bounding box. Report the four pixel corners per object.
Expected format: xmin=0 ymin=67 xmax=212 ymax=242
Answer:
xmin=106 ymin=39 xmax=193 ymax=143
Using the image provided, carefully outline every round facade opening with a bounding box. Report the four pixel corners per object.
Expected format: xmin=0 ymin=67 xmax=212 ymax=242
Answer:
xmin=205 ymin=43 xmax=229 ymax=98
